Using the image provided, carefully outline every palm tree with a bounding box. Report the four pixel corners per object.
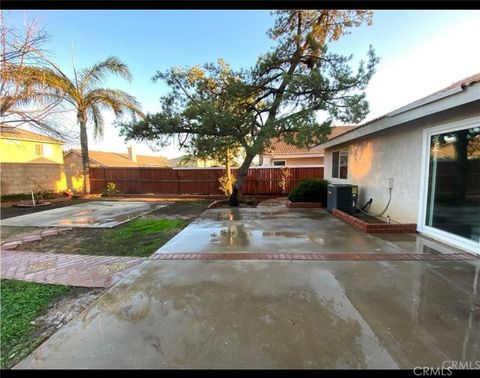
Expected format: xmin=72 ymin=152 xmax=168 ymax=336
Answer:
xmin=17 ymin=56 xmax=143 ymax=193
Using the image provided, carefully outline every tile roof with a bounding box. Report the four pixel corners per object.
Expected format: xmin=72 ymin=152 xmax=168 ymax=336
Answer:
xmin=265 ymin=126 xmax=358 ymax=156
xmin=432 ymin=72 xmax=480 ymax=94
xmin=67 ymin=149 xmax=171 ymax=167
xmin=0 ymin=126 xmax=64 ymax=144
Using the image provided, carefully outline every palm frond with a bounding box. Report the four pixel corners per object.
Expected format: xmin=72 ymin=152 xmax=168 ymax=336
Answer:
xmin=89 ymin=103 xmax=105 ymax=140
xmin=6 ymin=64 xmax=78 ymax=105
xmin=85 ymin=88 xmax=144 ymax=119
xmin=78 ymin=56 xmax=132 ymax=92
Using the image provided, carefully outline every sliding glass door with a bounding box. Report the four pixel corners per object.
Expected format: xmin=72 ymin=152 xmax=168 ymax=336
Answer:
xmin=423 ymin=122 xmax=480 ymax=251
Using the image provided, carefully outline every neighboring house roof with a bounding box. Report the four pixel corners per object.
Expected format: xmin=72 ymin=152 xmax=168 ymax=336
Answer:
xmin=320 ymin=72 xmax=480 ymax=148
xmin=265 ymin=126 xmax=358 ymax=157
xmin=64 ymin=149 xmax=171 ymax=167
xmin=0 ymin=126 xmax=64 ymax=145
xmin=169 ymin=155 xmax=189 ymax=164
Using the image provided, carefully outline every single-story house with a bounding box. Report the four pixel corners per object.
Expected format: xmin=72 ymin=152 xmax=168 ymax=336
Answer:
xmin=260 ymin=126 xmax=357 ymax=167
xmin=169 ymin=154 xmax=222 ymax=168
xmin=319 ymin=73 xmax=480 ymax=254
xmin=0 ymin=126 xmax=67 ymax=194
xmin=63 ymin=147 xmax=170 ymax=192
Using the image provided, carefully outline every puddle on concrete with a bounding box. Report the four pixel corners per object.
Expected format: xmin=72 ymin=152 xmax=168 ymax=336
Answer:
xmin=16 ymin=259 xmax=480 ymax=369
xmin=200 ymin=209 xmax=280 ymax=221
xmin=262 ymin=231 xmax=306 ymax=238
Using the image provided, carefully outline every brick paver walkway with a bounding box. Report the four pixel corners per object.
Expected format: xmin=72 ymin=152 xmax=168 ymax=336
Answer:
xmin=1 ymin=250 xmax=477 ymax=288
xmin=0 ymin=250 xmax=147 ymax=288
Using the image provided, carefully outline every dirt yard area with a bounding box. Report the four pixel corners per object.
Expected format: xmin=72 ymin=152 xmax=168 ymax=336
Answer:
xmin=1 ymin=199 xmax=89 ymax=243
xmin=2 ymin=199 xmax=212 ymax=257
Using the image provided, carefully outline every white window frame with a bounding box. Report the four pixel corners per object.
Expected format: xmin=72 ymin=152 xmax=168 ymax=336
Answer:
xmin=273 ymin=160 xmax=286 ymax=166
xmin=332 ymin=150 xmax=349 ymax=179
xmin=417 ymin=115 xmax=480 ymax=255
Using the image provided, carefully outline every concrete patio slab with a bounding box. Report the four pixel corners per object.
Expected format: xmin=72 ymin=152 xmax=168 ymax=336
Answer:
xmin=15 ymin=258 xmax=480 ymax=369
xmin=1 ymin=201 xmax=169 ymax=228
xmin=154 ymin=208 xmax=465 ymax=255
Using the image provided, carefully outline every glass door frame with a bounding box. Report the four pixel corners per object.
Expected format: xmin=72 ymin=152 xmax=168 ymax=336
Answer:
xmin=417 ymin=115 xmax=480 ymax=255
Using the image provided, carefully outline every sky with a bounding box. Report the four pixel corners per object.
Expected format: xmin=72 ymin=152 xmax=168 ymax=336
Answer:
xmin=4 ymin=10 xmax=480 ymax=159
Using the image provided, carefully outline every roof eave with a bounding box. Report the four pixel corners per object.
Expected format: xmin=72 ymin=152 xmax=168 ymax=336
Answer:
xmin=0 ymin=136 xmax=64 ymax=145
xmin=65 ymin=149 xmax=105 ymax=166
xmin=268 ymin=153 xmax=324 ymax=158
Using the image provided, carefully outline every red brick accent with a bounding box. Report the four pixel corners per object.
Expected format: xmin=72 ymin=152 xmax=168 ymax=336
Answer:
xmin=1 ymin=228 xmax=73 ymax=250
xmin=150 ymin=252 xmax=478 ymax=261
xmin=287 ymin=201 xmax=323 ymax=208
xmin=332 ymin=209 xmax=417 ymax=233
xmin=2 ymin=249 xmax=477 ymax=289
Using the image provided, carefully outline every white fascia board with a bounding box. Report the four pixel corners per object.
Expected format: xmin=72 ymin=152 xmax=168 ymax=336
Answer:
xmin=320 ymin=84 xmax=480 ymax=149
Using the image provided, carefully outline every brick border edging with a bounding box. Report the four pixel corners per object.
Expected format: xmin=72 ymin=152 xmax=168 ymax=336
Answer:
xmin=150 ymin=252 xmax=477 ymax=261
xmin=332 ymin=209 xmax=417 ymax=233
xmin=2 ymin=250 xmax=477 ymax=288
xmin=1 ymin=228 xmax=73 ymax=250
xmin=287 ymin=201 xmax=323 ymax=208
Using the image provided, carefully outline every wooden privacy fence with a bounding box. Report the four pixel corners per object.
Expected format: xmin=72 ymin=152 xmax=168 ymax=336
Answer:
xmin=90 ymin=166 xmax=324 ymax=195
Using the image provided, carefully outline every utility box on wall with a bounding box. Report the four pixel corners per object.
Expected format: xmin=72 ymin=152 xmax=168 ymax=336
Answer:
xmin=327 ymin=184 xmax=357 ymax=214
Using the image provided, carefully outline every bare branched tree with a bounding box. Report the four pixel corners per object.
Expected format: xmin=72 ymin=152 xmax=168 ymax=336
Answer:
xmin=0 ymin=11 xmax=77 ymax=142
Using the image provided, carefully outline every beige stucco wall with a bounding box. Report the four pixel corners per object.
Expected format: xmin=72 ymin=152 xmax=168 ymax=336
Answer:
xmin=272 ymin=156 xmax=324 ymax=166
xmin=324 ymin=103 xmax=480 ymax=224
xmin=0 ymin=163 xmax=67 ymax=195
xmin=64 ymin=152 xmax=93 ymax=193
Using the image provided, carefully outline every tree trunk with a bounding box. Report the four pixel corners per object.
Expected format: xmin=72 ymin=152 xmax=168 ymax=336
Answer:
xmin=229 ymin=152 xmax=255 ymax=206
xmin=78 ymin=112 xmax=91 ymax=194
xmin=225 ymin=148 xmax=232 ymax=194
xmin=228 ymin=47 xmax=302 ymax=206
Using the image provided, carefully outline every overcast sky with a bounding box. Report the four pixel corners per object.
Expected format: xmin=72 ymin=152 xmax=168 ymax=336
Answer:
xmin=5 ymin=10 xmax=480 ymax=158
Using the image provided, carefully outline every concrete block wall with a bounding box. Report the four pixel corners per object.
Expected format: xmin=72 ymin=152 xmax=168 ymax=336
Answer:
xmin=0 ymin=163 xmax=67 ymax=195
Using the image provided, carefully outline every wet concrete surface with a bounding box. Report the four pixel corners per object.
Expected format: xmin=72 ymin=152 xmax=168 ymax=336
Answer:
xmin=15 ymin=258 xmax=480 ymax=369
xmin=155 ymin=208 xmax=466 ymax=255
xmin=1 ymin=201 xmax=169 ymax=228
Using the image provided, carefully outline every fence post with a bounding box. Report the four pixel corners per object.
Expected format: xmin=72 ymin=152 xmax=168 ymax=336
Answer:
xmin=176 ymin=169 xmax=180 ymax=195
xmin=103 ymin=167 xmax=107 ymax=193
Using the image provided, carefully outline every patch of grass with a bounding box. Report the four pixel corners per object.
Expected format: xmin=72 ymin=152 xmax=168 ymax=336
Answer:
xmin=101 ymin=218 xmax=186 ymax=257
xmin=0 ymin=280 xmax=71 ymax=369
xmin=109 ymin=218 xmax=185 ymax=240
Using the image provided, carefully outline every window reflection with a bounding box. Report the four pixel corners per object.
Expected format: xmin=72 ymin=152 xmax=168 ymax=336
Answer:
xmin=426 ymin=127 xmax=480 ymax=243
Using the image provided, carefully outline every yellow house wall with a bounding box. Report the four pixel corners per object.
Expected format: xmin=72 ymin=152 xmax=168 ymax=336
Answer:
xmin=176 ymin=158 xmax=222 ymax=167
xmin=0 ymin=138 xmax=64 ymax=164
xmin=195 ymin=158 xmax=222 ymax=167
